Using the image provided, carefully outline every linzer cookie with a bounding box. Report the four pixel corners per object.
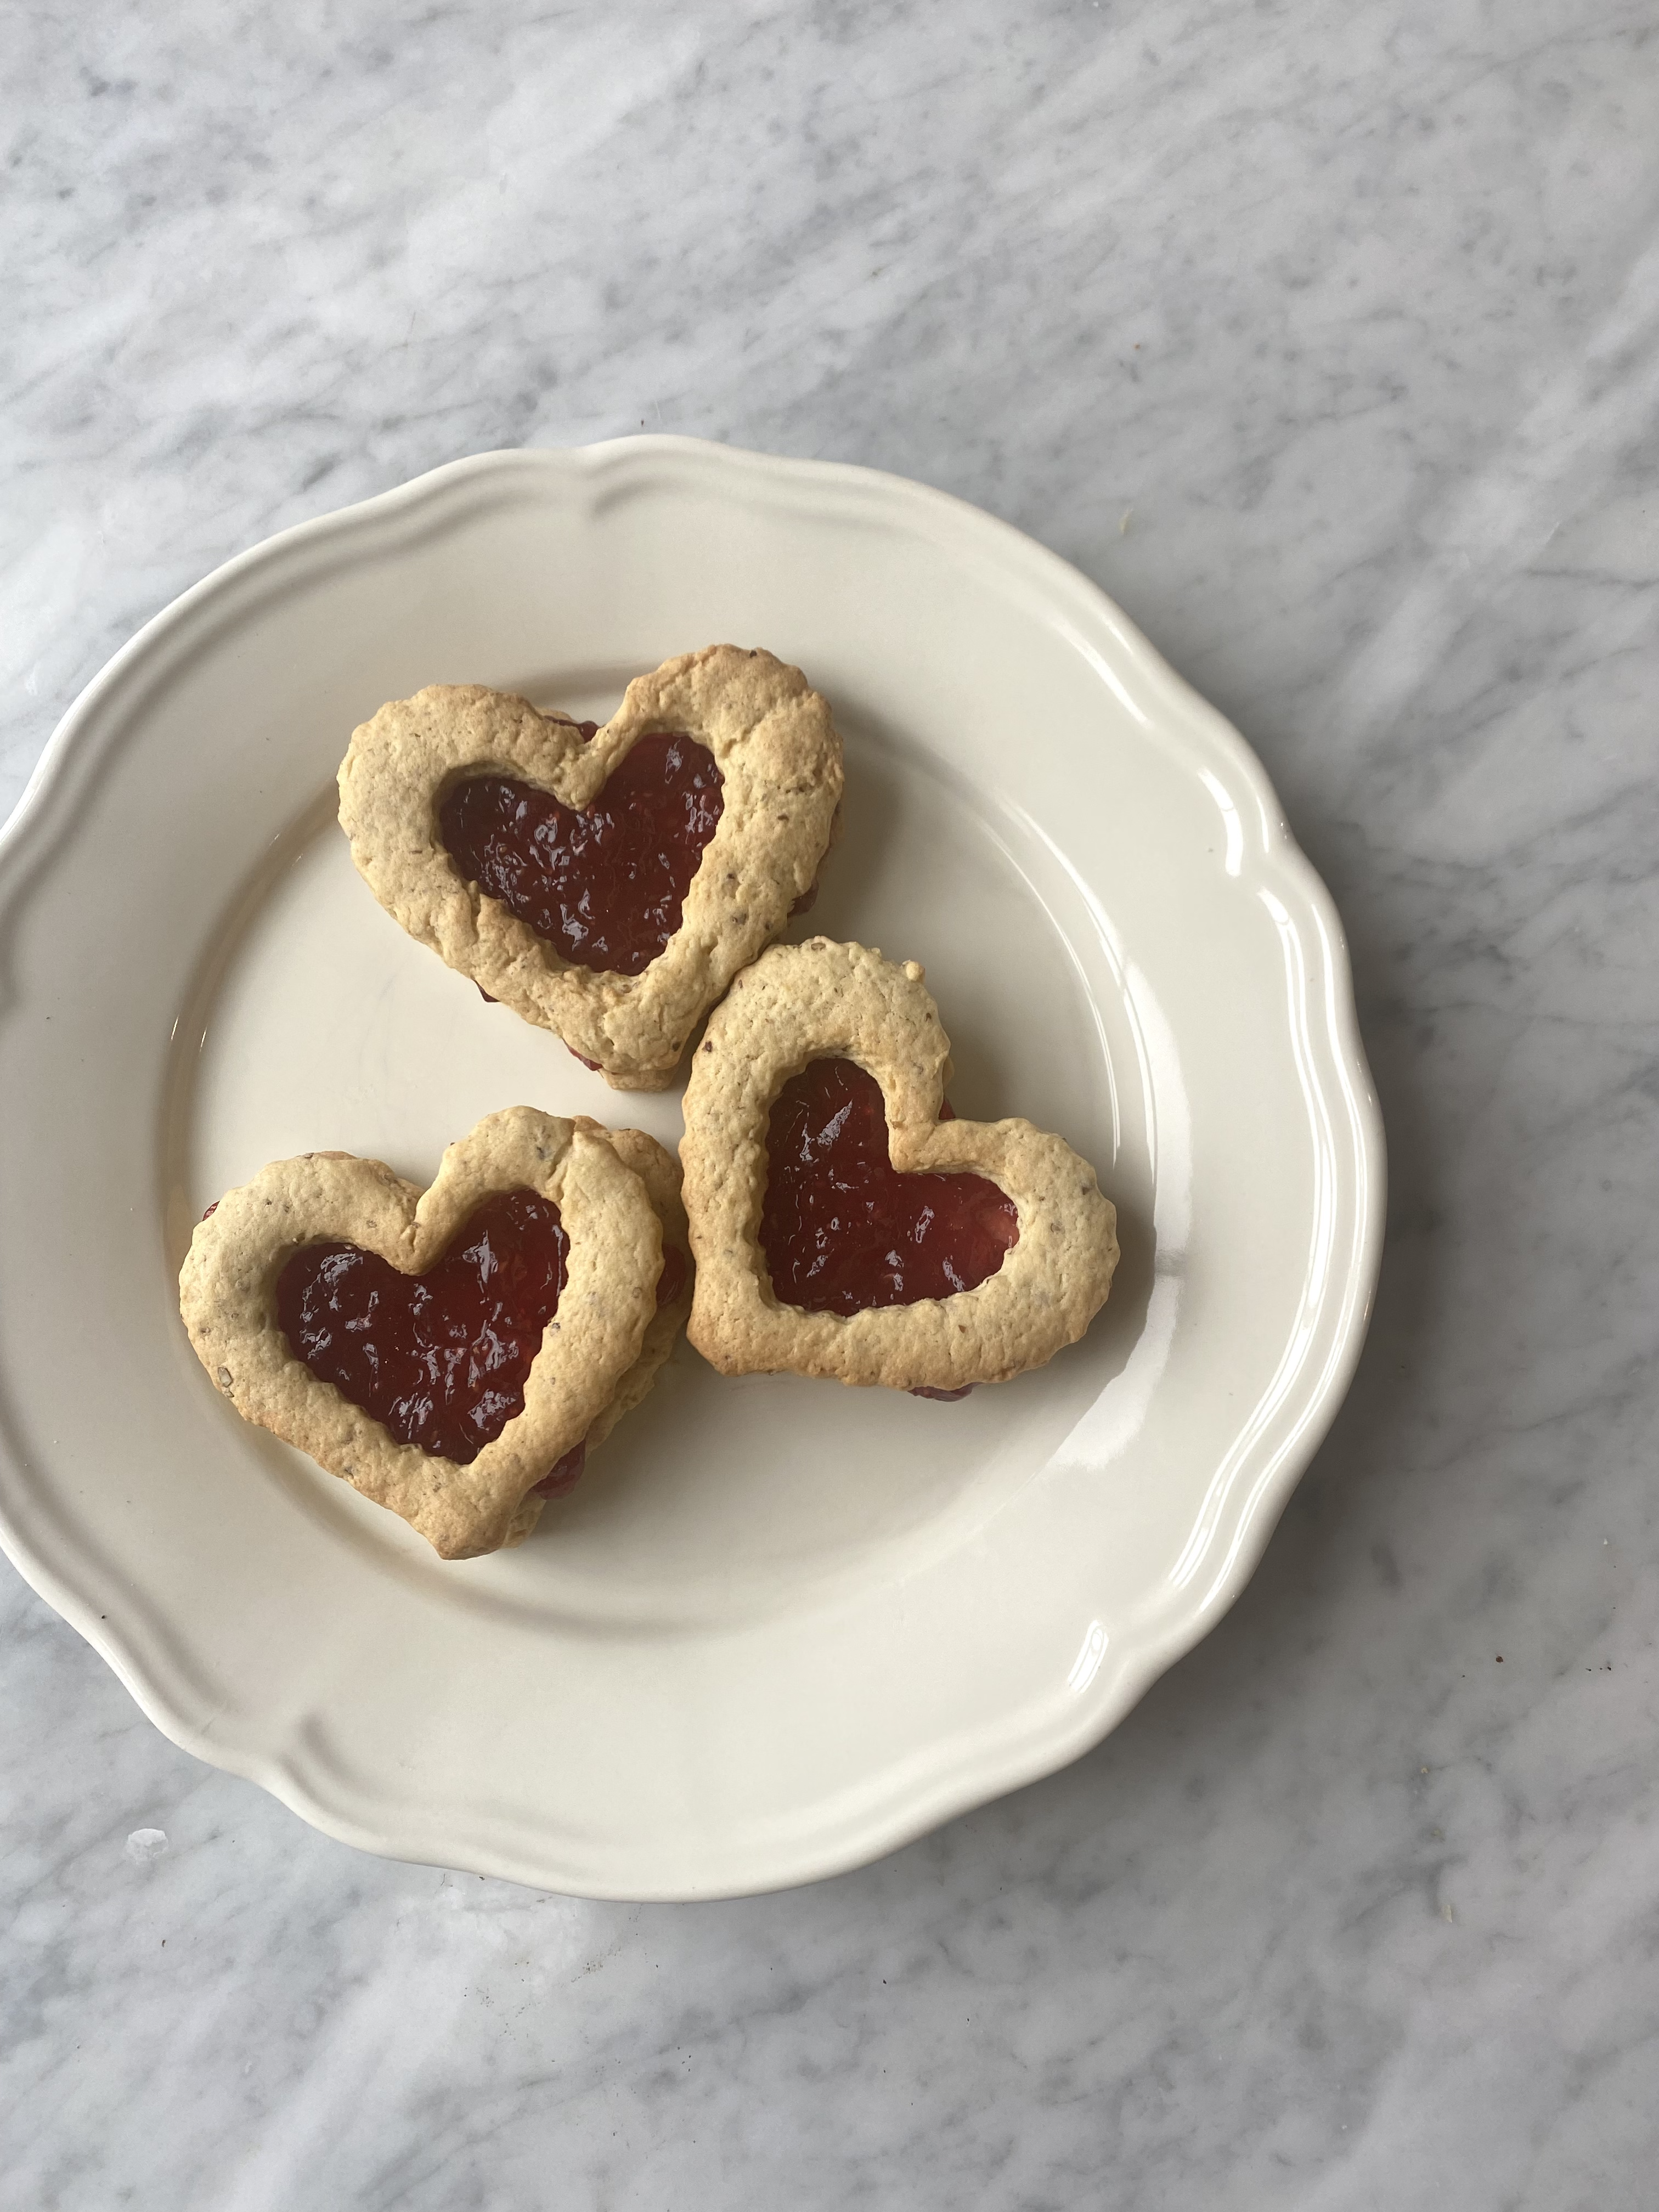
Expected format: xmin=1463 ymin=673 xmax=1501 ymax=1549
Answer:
xmin=179 ymin=1108 xmax=693 ymax=1560
xmin=338 ymin=645 xmax=843 ymax=1090
xmin=680 ymin=940 xmax=1118 ymax=1391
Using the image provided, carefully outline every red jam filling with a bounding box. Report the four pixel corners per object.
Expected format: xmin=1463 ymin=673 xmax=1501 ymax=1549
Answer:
xmin=532 ymin=1440 xmax=586 ymax=1499
xmin=438 ymin=731 xmax=723 ymax=976
xmin=760 ymin=1059 xmax=1019 ymax=1316
xmin=654 ymin=1240 xmax=688 ymax=1310
xmin=526 ymin=1243 xmax=684 ymax=1503
xmin=275 ymin=1189 xmax=568 ymax=1464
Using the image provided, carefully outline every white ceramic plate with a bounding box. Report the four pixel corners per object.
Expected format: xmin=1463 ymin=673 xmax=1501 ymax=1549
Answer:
xmin=0 ymin=441 xmax=1381 ymax=1899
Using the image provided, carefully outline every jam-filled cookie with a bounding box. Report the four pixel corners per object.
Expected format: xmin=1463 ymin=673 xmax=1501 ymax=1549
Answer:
xmin=338 ymin=645 xmax=843 ymax=1091
xmin=680 ymin=940 xmax=1119 ymax=1391
xmin=179 ymin=1108 xmax=693 ymax=1559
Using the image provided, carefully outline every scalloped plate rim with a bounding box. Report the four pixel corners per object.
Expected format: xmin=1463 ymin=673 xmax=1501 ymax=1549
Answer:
xmin=0 ymin=438 xmax=1384 ymax=1899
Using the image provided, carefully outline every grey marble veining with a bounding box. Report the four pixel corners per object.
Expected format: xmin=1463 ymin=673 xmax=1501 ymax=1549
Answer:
xmin=3 ymin=1 xmax=1657 ymax=2206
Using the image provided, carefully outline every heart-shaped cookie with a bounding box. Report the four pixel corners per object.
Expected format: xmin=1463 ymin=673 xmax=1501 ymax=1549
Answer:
xmin=680 ymin=940 xmax=1119 ymax=1389
xmin=179 ymin=1108 xmax=692 ymax=1559
xmin=338 ymin=645 xmax=843 ymax=1090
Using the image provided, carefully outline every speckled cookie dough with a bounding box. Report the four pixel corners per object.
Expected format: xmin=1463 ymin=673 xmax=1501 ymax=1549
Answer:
xmin=337 ymin=645 xmax=844 ymax=1090
xmin=679 ymin=939 xmax=1119 ymax=1391
xmin=179 ymin=1107 xmax=691 ymax=1560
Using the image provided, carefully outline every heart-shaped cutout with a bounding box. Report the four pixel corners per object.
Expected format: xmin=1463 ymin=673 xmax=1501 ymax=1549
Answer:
xmin=760 ymin=1057 xmax=1019 ymax=1313
xmin=275 ymin=1186 xmax=570 ymax=1464
xmin=438 ymin=730 xmax=724 ymax=978
xmin=180 ymin=1108 xmax=692 ymax=1558
xmin=338 ymin=646 xmax=843 ymax=1090
xmin=680 ymin=939 xmax=1119 ymax=1390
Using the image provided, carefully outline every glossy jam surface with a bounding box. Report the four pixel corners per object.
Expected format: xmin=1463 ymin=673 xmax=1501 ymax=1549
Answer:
xmin=760 ymin=1059 xmax=1019 ymax=1316
xmin=438 ymin=731 xmax=723 ymax=976
xmin=276 ymin=1189 xmax=568 ymax=1464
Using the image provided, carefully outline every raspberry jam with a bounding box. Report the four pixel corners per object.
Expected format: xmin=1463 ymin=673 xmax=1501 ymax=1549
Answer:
xmin=760 ymin=1059 xmax=1019 ymax=1316
xmin=525 ymin=1242 xmax=684 ymax=1503
xmin=275 ymin=1189 xmax=568 ymax=1464
xmin=438 ymin=731 xmax=723 ymax=975
xmin=531 ymin=1441 xmax=586 ymax=1499
xmin=654 ymin=1240 xmax=688 ymax=1310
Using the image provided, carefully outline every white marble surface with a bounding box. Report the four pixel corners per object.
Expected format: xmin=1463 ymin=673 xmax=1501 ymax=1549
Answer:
xmin=3 ymin=0 xmax=1656 ymax=2204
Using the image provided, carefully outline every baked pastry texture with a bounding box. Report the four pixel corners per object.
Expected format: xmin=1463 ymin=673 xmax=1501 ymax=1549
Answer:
xmin=179 ymin=1108 xmax=692 ymax=1560
xmin=337 ymin=645 xmax=843 ymax=1091
xmin=680 ymin=939 xmax=1119 ymax=1390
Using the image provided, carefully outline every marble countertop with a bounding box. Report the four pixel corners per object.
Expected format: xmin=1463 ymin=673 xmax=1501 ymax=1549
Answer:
xmin=4 ymin=2 xmax=1656 ymax=2205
